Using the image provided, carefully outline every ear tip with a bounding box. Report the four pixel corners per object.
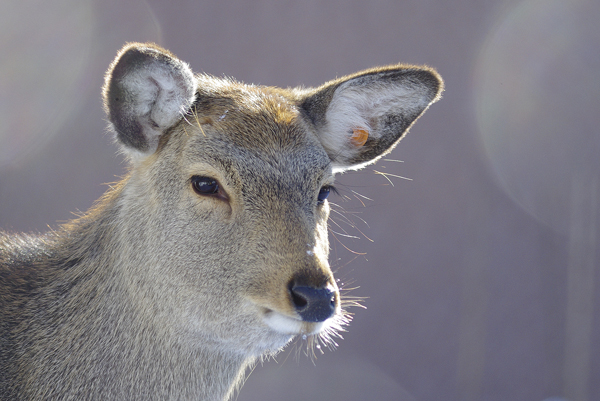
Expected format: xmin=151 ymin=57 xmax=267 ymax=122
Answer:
xmin=395 ymin=65 xmax=444 ymax=104
xmin=116 ymin=42 xmax=174 ymax=59
xmin=418 ymin=67 xmax=445 ymax=104
xmin=420 ymin=67 xmax=445 ymax=102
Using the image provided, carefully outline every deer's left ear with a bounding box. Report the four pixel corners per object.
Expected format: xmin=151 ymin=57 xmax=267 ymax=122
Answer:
xmin=300 ymin=65 xmax=443 ymax=172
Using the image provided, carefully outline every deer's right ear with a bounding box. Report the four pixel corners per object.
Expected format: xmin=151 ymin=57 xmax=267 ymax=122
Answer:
xmin=103 ymin=43 xmax=196 ymax=157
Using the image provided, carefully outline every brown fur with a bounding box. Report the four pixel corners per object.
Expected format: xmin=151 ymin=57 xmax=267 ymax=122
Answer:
xmin=0 ymin=43 xmax=443 ymax=400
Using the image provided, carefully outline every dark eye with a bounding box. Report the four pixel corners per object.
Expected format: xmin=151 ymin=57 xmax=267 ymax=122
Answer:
xmin=317 ymin=186 xmax=332 ymax=204
xmin=191 ymin=176 xmax=219 ymax=196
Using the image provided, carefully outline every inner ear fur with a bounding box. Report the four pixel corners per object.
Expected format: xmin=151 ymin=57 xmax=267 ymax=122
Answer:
xmin=103 ymin=42 xmax=196 ymax=156
xmin=300 ymin=65 xmax=443 ymax=171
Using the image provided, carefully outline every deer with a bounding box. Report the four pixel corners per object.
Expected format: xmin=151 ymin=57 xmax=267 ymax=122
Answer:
xmin=0 ymin=43 xmax=443 ymax=400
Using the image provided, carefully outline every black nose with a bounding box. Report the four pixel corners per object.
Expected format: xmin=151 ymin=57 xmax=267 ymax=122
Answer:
xmin=290 ymin=285 xmax=336 ymax=322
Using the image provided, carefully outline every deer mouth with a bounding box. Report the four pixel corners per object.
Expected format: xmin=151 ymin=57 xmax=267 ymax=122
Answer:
xmin=261 ymin=308 xmax=325 ymax=336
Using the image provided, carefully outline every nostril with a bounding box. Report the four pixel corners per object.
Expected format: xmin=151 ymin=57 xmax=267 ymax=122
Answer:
xmin=291 ymin=289 xmax=308 ymax=310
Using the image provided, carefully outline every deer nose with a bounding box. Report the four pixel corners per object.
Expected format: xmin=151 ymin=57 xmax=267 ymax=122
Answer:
xmin=289 ymin=285 xmax=336 ymax=322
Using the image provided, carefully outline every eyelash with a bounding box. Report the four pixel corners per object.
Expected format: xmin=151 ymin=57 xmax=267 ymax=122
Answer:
xmin=317 ymin=185 xmax=337 ymax=205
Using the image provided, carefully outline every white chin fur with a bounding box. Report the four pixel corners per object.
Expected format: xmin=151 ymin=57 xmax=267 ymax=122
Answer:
xmin=262 ymin=310 xmax=324 ymax=336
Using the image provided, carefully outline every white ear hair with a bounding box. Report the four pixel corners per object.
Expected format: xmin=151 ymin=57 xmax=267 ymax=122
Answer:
xmin=103 ymin=43 xmax=196 ymax=157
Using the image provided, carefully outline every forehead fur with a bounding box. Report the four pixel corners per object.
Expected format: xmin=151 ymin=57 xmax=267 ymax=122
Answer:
xmin=191 ymin=75 xmax=307 ymax=152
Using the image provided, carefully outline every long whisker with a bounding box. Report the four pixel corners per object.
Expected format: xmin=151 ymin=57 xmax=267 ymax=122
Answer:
xmin=372 ymin=169 xmax=413 ymax=186
xmin=328 ymin=230 xmax=367 ymax=255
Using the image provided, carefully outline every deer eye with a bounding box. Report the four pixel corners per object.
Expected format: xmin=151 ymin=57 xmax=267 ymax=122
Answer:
xmin=317 ymin=186 xmax=332 ymax=204
xmin=191 ymin=176 xmax=219 ymax=196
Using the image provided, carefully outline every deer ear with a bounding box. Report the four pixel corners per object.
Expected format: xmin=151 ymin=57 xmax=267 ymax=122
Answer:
xmin=300 ymin=66 xmax=443 ymax=172
xmin=103 ymin=43 xmax=196 ymax=157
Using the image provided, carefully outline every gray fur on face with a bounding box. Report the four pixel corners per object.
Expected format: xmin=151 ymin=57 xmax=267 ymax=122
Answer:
xmin=0 ymin=42 xmax=443 ymax=400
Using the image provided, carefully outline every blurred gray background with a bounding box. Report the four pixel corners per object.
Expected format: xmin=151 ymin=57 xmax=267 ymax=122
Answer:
xmin=1 ymin=0 xmax=599 ymax=400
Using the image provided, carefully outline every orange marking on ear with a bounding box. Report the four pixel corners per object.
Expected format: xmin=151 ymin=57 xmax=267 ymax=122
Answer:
xmin=350 ymin=127 xmax=369 ymax=147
